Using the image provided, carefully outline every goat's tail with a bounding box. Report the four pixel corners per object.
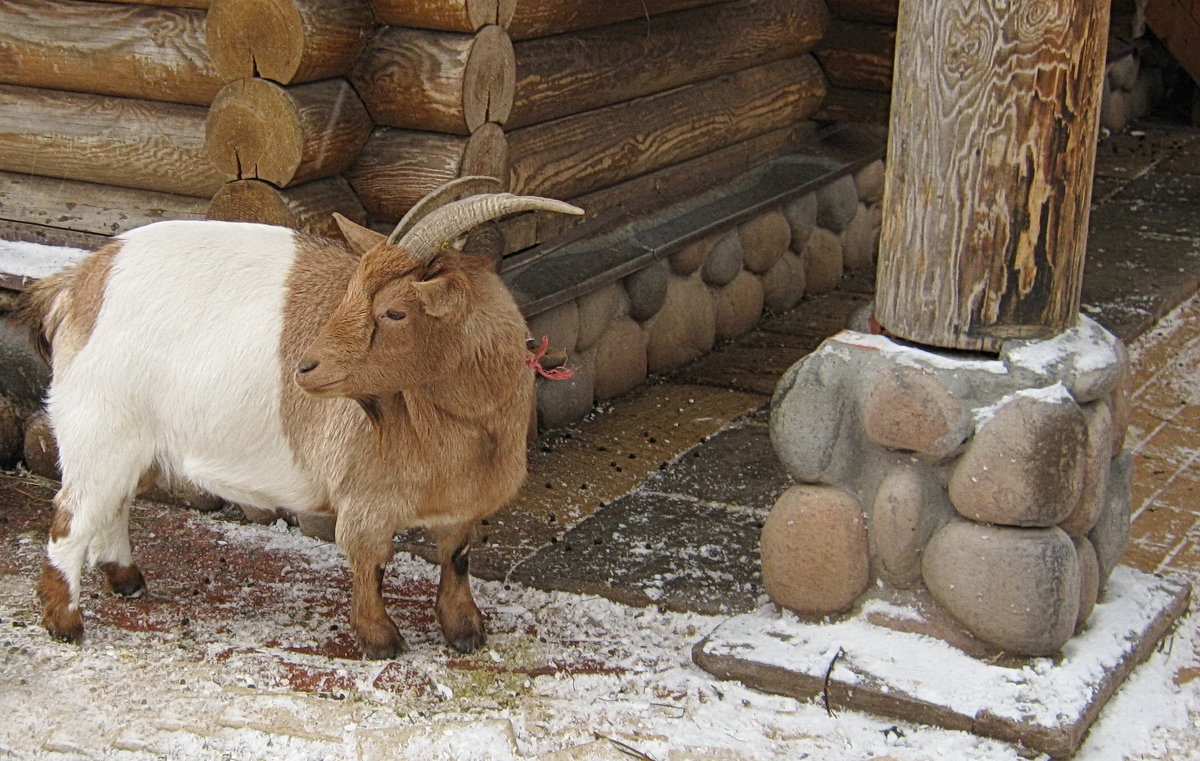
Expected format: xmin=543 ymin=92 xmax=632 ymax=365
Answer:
xmin=16 ymin=268 xmax=74 ymax=366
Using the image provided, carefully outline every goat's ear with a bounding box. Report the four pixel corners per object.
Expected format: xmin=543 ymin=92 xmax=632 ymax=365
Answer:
xmin=411 ymin=273 xmax=467 ymax=319
xmin=333 ymin=213 xmax=386 ymax=255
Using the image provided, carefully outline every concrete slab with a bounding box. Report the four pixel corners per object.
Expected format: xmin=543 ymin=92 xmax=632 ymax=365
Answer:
xmin=694 ymin=566 xmax=1191 ymax=759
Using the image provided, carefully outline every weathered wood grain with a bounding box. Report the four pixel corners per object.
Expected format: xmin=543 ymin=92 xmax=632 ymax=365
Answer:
xmin=206 ymin=0 xmax=373 ymax=84
xmin=350 ymin=25 xmax=514 ymax=134
xmin=0 ymin=0 xmax=222 ymax=105
xmin=0 ymin=84 xmax=221 ymax=198
xmin=815 ymin=21 xmax=895 ymax=92
xmin=826 ymin=0 xmax=898 ymax=24
xmin=814 ymin=87 xmax=891 ymax=125
xmin=506 ymin=0 xmax=726 ymax=40
xmin=506 ymin=56 xmax=825 ymax=201
xmin=367 ymin=0 xmax=515 ymax=32
xmin=508 ymin=0 xmax=828 ymax=129
xmin=90 ymin=0 xmax=209 ymax=8
xmin=206 ymin=176 xmax=367 ymax=237
xmin=875 ymin=0 xmax=1110 ymax=351
xmin=344 ymin=124 xmax=508 ymax=221
xmin=0 ymin=171 xmax=208 ymax=237
xmin=205 ymin=77 xmax=372 ymax=187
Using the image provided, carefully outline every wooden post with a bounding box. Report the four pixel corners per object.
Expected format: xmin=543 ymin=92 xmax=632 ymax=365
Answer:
xmin=874 ymin=0 xmax=1110 ymax=352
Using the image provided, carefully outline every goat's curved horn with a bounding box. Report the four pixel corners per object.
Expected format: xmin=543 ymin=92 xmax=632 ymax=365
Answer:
xmin=396 ymin=194 xmax=584 ymax=262
xmin=387 ymin=176 xmax=505 ymax=246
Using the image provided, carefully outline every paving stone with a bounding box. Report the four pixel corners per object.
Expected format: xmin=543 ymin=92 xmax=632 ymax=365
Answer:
xmin=761 ymin=484 xmax=869 ymax=614
xmin=923 ymin=520 xmax=1080 ymax=655
xmin=949 ymin=388 xmax=1088 ymax=527
xmin=674 ymin=337 xmax=811 ymax=396
xmin=592 ymin=317 xmax=647 ymax=401
xmin=217 ymin=692 xmax=355 ymax=743
xmin=816 ymin=175 xmax=859 ymax=232
xmin=642 ymin=425 xmax=791 ymax=511
xmin=760 ymin=250 xmax=806 ymax=313
xmin=702 ymin=232 xmax=744 ymax=287
xmin=623 ymin=259 xmax=669 ymax=322
xmin=511 ymin=492 xmax=764 ymax=615
xmin=802 ymin=227 xmax=844 ymax=295
xmin=738 ymin=211 xmax=790 ymax=274
xmin=576 ymin=284 xmax=623 ymax=353
xmin=713 ymin=270 xmax=764 ymax=341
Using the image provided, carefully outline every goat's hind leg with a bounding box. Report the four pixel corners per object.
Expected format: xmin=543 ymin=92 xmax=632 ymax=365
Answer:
xmin=429 ymin=522 xmax=486 ymax=654
xmin=90 ymin=500 xmax=145 ymax=599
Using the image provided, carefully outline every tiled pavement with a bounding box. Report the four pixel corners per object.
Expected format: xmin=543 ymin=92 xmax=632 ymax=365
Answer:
xmin=1 ymin=121 xmax=1200 ymax=759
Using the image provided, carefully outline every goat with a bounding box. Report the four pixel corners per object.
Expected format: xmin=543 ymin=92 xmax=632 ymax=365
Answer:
xmin=23 ymin=179 xmax=582 ymax=658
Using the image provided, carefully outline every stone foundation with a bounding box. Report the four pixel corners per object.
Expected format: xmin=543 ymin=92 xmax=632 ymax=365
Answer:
xmin=765 ymin=316 xmax=1132 ymax=656
xmin=528 ymin=159 xmax=886 ymax=431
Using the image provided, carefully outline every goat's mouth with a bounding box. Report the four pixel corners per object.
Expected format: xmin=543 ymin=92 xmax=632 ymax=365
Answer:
xmin=295 ymin=374 xmax=349 ymax=396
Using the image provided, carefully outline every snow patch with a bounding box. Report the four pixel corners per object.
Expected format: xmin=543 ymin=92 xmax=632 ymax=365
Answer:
xmin=0 ymin=239 xmax=91 ymax=279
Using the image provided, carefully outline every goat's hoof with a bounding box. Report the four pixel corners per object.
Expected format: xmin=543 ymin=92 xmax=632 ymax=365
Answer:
xmin=446 ymin=628 xmax=487 ymax=654
xmin=42 ymin=607 xmax=84 ymax=644
xmin=355 ymin=620 xmax=408 ymax=660
xmin=100 ymin=562 xmax=146 ymax=599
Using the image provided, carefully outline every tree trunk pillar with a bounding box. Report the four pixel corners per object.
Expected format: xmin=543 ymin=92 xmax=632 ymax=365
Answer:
xmin=874 ymin=0 xmax=1110 ymax=352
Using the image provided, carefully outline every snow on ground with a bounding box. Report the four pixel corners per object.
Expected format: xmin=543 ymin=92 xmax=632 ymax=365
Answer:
xmin=0 ymin=239 xmax=90 ymax=279
xmin=1 ymin=510 xmax=1197 ymax=761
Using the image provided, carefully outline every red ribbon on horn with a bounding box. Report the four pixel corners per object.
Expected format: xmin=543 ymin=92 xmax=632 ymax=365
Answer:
xmin=525 ymin=336 xmax=577 ymax=380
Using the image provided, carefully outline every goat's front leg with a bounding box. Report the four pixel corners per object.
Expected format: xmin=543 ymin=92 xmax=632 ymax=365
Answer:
xmin=429 ymin=522 xmax=486 ymax=653
xmin=336 ymin=516 xmax=406 ymax=660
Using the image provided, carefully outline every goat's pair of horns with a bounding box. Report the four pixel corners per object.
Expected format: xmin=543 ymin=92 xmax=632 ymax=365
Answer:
xmin=389 ymin=176 xmax=584 ymax=262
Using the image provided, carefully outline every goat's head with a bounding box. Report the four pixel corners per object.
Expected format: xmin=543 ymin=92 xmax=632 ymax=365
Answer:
xmin=295 ymin=180 xmax=582 ymax=403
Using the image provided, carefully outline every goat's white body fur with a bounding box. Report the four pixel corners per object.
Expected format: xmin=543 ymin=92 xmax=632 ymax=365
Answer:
xmin=46 ymin=222 xmax=326 ymax=599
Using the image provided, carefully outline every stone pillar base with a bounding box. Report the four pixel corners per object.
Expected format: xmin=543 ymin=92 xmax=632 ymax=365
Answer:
xmin=764 ymin=316 xmax=1135 ymax=656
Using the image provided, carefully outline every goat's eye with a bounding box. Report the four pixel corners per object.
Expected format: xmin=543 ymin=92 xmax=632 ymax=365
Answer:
xmin=384 ymin=309 xmax=407 ymax=321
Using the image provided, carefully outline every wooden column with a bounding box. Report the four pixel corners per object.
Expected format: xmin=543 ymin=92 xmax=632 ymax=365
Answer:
xmin=874 ymin=0 xmax=1110 ymax=352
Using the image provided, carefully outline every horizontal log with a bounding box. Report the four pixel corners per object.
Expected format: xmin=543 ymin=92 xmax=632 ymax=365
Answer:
xmin=499 ymin=122 xmax=819 ymax=254
xmin=506 ymin=56 xmax=826 ymax=201
xmin=89 ymin=0 xmax=209 ymax=8
xmin=206 ymin=176 xmax=367 ymax=237
xmin=206 ymin=0 xmax=373 ymax=84
xmin=0 ymin=85 xmax=221 ymax=197
xmin=366 ymin=0 xmax=515 ymax=33
xmin=825 ymin=0 xmax=898 ymax=24
xmin=206 ymin=78 xmax=372 ymax=187
xmin=508 ymin=0 xmax=828 ymax=129
xmin=815 ymin=20 xmax=895 ymax=92
xmin=0 ymin=220 xmax=106 ymax=254
xmin=814 ymin=87 xmax=891 ymax=125
xmin=350 ymin=25 xmax=514 ymax=134
xmin=344 ymin=123 xmax=507 ymax=221
xmin=0 ymin=171 xmax=208 ymax=237
xmin=0 ymin=0 xmax=222 ymax=106
xmin=369 ymin=0 xmax=725 ymax=39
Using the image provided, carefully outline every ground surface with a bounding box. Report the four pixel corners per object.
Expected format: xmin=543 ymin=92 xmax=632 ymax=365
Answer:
xmin=2 ymin=122 xmax=1200 ymax=760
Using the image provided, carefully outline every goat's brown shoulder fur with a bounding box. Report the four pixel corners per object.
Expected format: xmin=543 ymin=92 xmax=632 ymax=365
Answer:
xmin=18 ymin=242 xmax=119 ymax=366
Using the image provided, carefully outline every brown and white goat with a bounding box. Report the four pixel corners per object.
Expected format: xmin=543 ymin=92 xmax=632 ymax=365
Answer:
xmin=24 ymin=181 xmax=582 ymax=658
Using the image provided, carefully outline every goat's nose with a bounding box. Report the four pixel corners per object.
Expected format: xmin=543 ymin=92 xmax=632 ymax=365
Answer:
xmin=297 ymin=358 xmax=319 ymax=375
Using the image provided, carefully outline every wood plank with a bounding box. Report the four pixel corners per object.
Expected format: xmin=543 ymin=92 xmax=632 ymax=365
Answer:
xmin=89 ymin=0 xmax=209 ymax=7
xmin=205 ymin=77 xmax=372 ymax=187
xmin=0 ymin=84 xmax=221 ymax=198
xmin=506 ymin=56 xmax=826 ymax=202
xmin=508 ymin=0 xmax=827 ymax=129
xmin=1145 ymin=0 xmax=1200 ymax=88
xmin=0 ymin=0 xmax=222 ymax=106
xmin=206 ymin=0 xmax=373 ymax=84
xmin=815 ymin=20 xmax=895 ymax=92
xmin=366 ymin=0 xmax=515 ymax=32
xmin=0 ymin=171 xmax=207 ymax=237
xmin=876 ymin=0 xmax=1109 ymax=351
xmin=0 ymin=220 xmax=106 ymax=252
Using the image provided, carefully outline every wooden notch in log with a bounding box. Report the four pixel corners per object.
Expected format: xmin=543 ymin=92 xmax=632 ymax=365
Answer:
xmin=344 ymin=123 xmax=508 ymax=221
xmin=505 ymin=56 xmax=826 ymax=202
xmin=0 ymin=84 xmax=221 ymax=198
xmin=206 ymin=0 xmax=373 ymax=85
xmin=815 ymin=21 xmax=896 ymax=93
xmin=206 ymin=78 xmax=372 ymax=188
xmin=350 ymin=25 xmax=515 ymax=134
xmin=0 ymin=0 xmax=222 ymax=106
xmin=875 ymin=0 xmax=1110 ymax=352
xmin=0 ymin=170 xmax=208 ymax=237
xmin=207 ymin=176 xmax=368 ymax=238
xmin=508 ymin=0 xmax=828 ymax=129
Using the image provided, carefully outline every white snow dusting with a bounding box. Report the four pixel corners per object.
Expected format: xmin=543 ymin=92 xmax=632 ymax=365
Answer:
xmin=0 ymin=239 xmax=91 ymax=280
